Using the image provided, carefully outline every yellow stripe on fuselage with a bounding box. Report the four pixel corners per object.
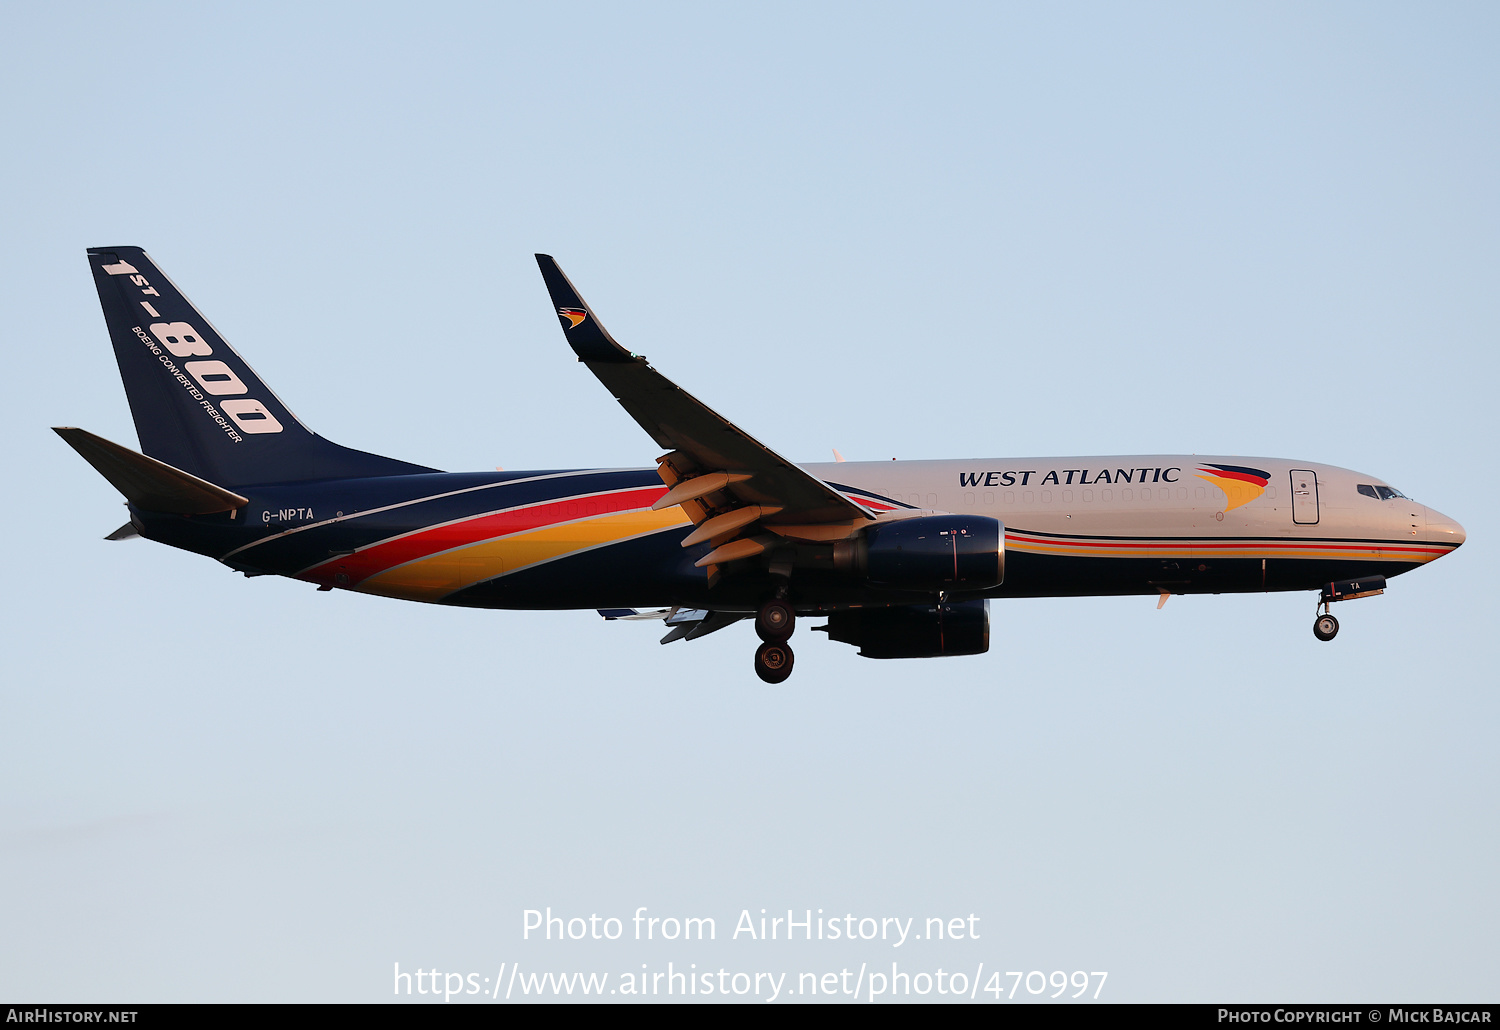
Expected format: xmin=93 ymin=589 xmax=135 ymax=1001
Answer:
xmin=1007 ymin=539 xmax=1441 ymax=562
xmin=358 ymin=506 xmax=691 ymax=601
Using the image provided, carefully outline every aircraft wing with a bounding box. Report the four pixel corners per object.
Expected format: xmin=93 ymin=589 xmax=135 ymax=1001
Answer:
xmin=536 ymin=255 xmax=874 ymax=577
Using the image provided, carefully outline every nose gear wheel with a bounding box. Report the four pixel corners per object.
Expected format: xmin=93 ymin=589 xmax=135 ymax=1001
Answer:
xmin=1313 ymin=612 xmax=1339 ymax=641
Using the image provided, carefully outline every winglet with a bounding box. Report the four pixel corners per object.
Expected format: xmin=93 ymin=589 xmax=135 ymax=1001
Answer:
xmin=535 ymin=255 xmax=635 ymax=363
xmin=534 ymin=256 xmax=876 ymax=530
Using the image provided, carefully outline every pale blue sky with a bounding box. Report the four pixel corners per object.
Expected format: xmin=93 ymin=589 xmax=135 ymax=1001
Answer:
xmin=1 ymin=1 xmax=1496 ymax=1002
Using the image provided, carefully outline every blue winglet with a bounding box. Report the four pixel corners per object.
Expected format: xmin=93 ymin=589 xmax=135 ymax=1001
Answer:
xmin=536 ymin=255 xmax=636 ymax=364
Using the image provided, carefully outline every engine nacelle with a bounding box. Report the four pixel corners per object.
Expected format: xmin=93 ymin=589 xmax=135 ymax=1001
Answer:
xmin=822 ymin=600 xmax=990 ymax=659
xmin=834 ymin=514 xmax=1004 ymax=591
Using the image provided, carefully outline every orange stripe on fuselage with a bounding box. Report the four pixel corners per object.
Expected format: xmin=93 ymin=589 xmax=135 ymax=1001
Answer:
xmin=303 ymin=485 xmax=669 ymax=589
xmin=1004 ymin=531 xmax=1451 ymax=562
xmin=357 ymin=504 xmax=691 ymax=601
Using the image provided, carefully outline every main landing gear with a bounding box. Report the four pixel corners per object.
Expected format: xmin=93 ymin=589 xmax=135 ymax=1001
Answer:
xmin=753 ymin=599 xmax=796 ymax=683
xmin=754 ymin=640 xmax=794 ymax=683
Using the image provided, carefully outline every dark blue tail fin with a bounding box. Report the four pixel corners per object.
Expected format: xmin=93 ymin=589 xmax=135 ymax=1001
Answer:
xmin=87 ymin=247 xmax=435 ymax=486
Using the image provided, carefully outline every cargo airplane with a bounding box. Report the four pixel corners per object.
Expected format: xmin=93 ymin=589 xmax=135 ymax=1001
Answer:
xmin=58 ymin=248 xmax=1466 ymax=682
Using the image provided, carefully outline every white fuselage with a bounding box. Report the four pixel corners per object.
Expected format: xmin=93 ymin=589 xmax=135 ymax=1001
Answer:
xmin=801 ymin=454 xmax=1464 ymax=599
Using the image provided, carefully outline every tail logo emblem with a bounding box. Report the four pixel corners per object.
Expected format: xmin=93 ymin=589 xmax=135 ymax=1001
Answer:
xmin=558 ymin=307 xmax=588 ymax=329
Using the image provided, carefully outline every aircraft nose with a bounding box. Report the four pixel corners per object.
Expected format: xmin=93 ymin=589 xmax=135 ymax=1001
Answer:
xmin=1425 ymin=507 xmax=1466 ymax=549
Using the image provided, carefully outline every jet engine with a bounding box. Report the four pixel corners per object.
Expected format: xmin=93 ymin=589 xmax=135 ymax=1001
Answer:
xmin=833 ymin=514 xmax=1004 ymax=591
xmin=820 ymin=599 xmax=990 ymax=658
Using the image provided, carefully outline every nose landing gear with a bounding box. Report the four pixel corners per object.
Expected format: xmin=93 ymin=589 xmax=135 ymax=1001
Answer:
xmin=1313 ymin=608 xmax=1339 ymax=642
xmin=752 ymin=599 xmax=796 ymax=682
xmin=1312 ymin=575 xmax=1384 ymax=641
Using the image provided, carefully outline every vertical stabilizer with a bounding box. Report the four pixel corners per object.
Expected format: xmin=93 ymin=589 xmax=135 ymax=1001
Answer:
xmin=86 ymin=247 xmax=434 ymax=486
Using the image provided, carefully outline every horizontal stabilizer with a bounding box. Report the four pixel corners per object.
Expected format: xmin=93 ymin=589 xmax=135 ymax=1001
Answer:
xmin=105 ymin=521 xmax=141 ymax=540
xmin=597 ymin=608 xmax=671 ymax=621
xmin=53 ymin=427 xmax=249 ymax=514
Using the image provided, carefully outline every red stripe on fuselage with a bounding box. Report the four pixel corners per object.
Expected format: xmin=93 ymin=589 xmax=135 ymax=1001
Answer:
xmin=304 ymin=485 xmax=669 ymax=587
xmin=1004 ymin=531 xmax=1450 ymax=557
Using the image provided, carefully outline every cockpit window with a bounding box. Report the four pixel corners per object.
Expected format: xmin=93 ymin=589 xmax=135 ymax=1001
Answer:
xmin=1357 ymin=484 xmax=1379 ymax=498
xmin=1358 ymin=484 xmax=1410 ymax=500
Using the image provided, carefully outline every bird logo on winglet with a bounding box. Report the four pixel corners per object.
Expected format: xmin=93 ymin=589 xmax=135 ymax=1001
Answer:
xmin=557 ymin=307 xmax=588 ymax=329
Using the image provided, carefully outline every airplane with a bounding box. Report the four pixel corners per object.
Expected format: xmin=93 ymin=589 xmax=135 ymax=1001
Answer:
xmin=57 ymin=247 xmax=1466 ymax=683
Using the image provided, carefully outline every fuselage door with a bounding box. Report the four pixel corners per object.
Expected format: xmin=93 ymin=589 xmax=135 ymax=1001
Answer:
xmin=1290 ymin=470 xmax=1319 ymax=525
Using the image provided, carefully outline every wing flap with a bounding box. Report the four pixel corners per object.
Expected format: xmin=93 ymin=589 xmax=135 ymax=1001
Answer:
xmin=606 ymin=362 xmax=869 ymax=523
xmin=680 ymin=505 xmax=782 ymax=547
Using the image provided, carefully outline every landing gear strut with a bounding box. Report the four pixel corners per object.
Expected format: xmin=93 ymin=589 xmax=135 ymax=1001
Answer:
xmin=1313 ymin=604 xmax=1339 ymax=642
xmin=753 ymin=599 xmax=796 ymax=682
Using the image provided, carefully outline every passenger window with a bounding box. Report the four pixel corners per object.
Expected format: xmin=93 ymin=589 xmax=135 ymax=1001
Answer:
xmin=984 ymin=492 xmax=995 ymax=505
